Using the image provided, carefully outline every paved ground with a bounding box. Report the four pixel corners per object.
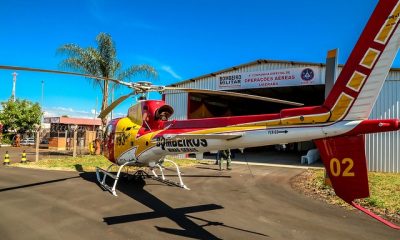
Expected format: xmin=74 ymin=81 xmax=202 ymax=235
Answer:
xmin=0 ymin=162 xmax=398 ymax=240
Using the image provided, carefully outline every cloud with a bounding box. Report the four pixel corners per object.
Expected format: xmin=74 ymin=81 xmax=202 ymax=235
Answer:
xmin=113 ymin=112 xmax=126 ymax=118
xmin=43 ymin=107 xmax=126 ymax=119
xmin=44 ymin=106 xmax=98 ymax=119
xmin=161 ymin=65 xmax=182 ymax=80
xmin=131 ymin=56 xmax=184 ymax=83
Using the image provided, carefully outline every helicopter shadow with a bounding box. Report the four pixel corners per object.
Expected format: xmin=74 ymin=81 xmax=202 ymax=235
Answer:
xmin=74 ymin=164 xmax=269 ymax=239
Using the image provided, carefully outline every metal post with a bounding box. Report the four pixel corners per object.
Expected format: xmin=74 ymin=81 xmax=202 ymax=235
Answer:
xmin=72 ymin=126 xmax=78 ymax=158
xmin=41 ymin=80 xmax=44 ymax=106
xmin=41 ymin=80 xmax=45 ymax=124
xmin=323 ymin=49 xmax=339 ymax=186
xmin=325 ymin=49 xmax=339 ymax=98
xmin=11 ymin=72 xmax=17 ymax=102
xmin=35 ymin=127 xmax=40 ymax=162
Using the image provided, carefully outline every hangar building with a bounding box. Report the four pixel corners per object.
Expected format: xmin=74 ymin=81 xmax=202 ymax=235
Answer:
xmin=164 ymin=59 xmax=400 ymax=173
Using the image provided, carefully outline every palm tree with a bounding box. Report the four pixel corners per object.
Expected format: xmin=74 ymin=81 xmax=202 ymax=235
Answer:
xmin=57 ymin=32 xmax=158 ymax=127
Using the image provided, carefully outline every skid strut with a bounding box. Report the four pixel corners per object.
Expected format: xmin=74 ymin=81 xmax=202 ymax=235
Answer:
xmin=95 ymin=159 xmax=189 ymax=196
xmin=151 ymin=159 xmax=190 ymax=190
xmin=96 ymin=161 xmax=132 ymax=196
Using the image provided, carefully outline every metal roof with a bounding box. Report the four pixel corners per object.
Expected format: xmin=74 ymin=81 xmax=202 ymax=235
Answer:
xmin=169 ymin=58 xmax=400 ymax=87
xmin=44 ymin=117 xmax=101 ymax=126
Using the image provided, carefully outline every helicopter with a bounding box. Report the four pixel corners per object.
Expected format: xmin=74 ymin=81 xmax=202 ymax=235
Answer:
xmin=1 ymin=0 xmax=400 ymax=230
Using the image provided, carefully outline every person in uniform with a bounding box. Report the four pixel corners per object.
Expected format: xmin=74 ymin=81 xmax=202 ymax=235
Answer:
xmin=218 ymin=149 xmax=232 ymax=171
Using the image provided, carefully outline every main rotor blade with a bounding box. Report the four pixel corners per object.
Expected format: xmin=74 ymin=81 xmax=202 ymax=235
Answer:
xmin=164 ymin=87 xmax=303 ymax=106
xmin=0 ymin=65 xmax=131 ymax=87
xmin=98 ymin=92 xmax=135 ymax=119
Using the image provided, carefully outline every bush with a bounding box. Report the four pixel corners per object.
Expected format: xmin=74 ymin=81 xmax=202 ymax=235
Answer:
xmin=1 ymin=134 xmax=13 ymax=144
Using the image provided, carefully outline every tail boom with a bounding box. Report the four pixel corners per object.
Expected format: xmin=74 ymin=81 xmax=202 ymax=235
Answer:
xmin=343 ymin=119 xmax=400 ymax=136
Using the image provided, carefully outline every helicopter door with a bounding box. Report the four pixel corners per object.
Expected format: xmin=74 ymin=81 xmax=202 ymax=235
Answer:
xmin=103 ymin=122 xmax=116 ymax=163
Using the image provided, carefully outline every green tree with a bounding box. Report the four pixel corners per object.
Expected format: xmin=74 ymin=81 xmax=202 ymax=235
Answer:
xmin=0 ymin=99 xmax=42 ymax=133
xmin=57 ymin=32 xmax=158 ymax=127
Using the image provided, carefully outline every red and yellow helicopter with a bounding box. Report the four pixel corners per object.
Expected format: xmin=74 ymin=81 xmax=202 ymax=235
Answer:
xmin=1 ymin=0 xmax=400 ymax=229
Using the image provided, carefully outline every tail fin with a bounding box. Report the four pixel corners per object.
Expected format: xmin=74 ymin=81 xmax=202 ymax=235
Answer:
xmin=324 ymin=0 xmax=400 ymax=122
xmin=315 ymin=136 xmax=400 ymax=229
xmin=315 ymin=136 xmax=369 ymax=202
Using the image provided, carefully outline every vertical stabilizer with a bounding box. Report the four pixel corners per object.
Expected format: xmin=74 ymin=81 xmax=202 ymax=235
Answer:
xmin=324 ymin=0 xmax=400 ymax=121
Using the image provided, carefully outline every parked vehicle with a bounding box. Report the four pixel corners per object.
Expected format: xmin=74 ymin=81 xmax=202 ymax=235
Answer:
xmin=20 ymin=138 xmax=35 ymax=146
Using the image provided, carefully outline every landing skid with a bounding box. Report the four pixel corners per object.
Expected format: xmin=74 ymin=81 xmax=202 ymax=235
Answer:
xmin=95 ymin=159 xmax=189 ymax=196
xmin=151 ymin=159 xmax=190 ymax=190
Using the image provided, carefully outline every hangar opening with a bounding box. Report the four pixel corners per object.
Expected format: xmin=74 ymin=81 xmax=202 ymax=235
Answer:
xmin=187 ymin=86 xmax=323 ymax=165
xmin=187 ymin=85 xmax=325 ymax=119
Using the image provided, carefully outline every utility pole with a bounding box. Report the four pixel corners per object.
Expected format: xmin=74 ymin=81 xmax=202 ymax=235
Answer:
xmin=41 ymin=80 xmax=45 ymax=124
xmin=11 ymin=72 xmax=17 ymax=102
xmin=41 ymin=80 xmax=44 ymax=106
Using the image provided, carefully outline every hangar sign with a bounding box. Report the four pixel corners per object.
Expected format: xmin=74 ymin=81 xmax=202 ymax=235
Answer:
xmin=217 ymin=67 xmax=322 ymax=90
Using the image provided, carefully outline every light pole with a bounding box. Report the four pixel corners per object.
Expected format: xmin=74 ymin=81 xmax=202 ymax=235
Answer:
xmin=41 ymin=80 xmax=44 ymax=106
xmin=11 ymin=72 xmax=17 ymax=102
xmin=41 ymin=80 xmax=45 ymax=125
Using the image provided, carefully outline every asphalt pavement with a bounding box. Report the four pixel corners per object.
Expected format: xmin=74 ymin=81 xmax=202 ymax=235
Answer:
xmin=0 ymin=162 xmax=398 ymax=240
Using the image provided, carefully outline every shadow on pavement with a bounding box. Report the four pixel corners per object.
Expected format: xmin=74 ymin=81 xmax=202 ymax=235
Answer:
xmin=0 ymin=176 xmax=81 ymax=193
xmin=74 ymin=164 xmax=268 ymax=239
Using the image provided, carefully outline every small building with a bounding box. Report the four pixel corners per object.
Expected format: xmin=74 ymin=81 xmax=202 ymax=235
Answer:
xmin=44 ymin=117 xmax=101 ymax=151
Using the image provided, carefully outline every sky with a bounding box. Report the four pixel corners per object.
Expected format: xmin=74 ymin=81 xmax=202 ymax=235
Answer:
xmin=0 ymin=0 xmax=395 ymax=119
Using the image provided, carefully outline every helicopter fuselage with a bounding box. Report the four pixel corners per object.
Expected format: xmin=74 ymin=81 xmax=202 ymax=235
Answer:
xmin=103 ymin=100 xmax=399 ymax=167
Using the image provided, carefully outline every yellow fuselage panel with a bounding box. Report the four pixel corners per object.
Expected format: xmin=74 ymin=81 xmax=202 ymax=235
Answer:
xmin=113 ymin=117 xmax=162 ymax=160
xmin=114 ymin=117 xmax=140 ymax=159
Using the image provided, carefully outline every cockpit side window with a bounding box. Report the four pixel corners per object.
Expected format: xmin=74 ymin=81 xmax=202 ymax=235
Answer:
xmin=155 ymin=105 xmax=174 ymax=121
xmin=104 ymin=124 xmax=113 ymax=139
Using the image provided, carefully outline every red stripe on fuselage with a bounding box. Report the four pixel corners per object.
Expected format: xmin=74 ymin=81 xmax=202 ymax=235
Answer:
xmin=165 ymin=113 xmax=281 ymax=129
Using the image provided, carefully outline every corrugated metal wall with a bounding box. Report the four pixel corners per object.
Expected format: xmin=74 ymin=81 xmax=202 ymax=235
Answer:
xmin=366 ymin=80 xmax=400 ymax=173
xmin=165 ymin=61 xmax=400 ymax=172
xmin=165 ymin=92 xmax=188 ymax=120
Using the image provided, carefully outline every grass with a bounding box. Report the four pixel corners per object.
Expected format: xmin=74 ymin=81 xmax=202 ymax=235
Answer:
xmin=12 ymin=155 xmax=202 ymax=172
xmin=307 ymin=169 xmax=400 ymax=222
